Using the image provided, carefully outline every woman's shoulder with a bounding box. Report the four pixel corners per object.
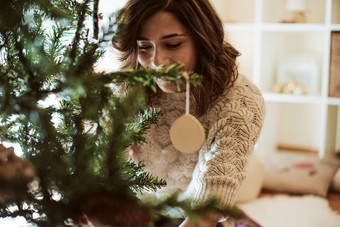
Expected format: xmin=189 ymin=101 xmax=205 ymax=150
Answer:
xmin=229 ymin=75 xmax=263 ymax=99
xmin=201 ymin=75 xmax=265 ymax=146
xmin=213 ymin=75 xmax=264 ymax=108
xmin=205 ymin=75 xmax=265 ymax=121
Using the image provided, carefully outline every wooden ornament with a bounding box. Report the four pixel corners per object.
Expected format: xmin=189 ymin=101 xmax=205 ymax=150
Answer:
xmin=169 ymin=114 xmax=205 ymax=154
xmin=169 ymin=73 xmax=205 ymax=154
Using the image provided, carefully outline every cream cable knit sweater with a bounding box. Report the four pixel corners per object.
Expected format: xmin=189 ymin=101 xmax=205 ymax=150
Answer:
xmin=132 ymin=75 xmax=265 ymax=208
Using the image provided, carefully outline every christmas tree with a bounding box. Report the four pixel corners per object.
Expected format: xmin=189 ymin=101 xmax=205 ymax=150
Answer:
xmin=0 ymin=0 xmax=243 ymax=226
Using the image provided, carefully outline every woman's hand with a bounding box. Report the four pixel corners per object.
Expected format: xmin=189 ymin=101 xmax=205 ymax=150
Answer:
xmin=179 ymin=212 xmax=223 ymax=227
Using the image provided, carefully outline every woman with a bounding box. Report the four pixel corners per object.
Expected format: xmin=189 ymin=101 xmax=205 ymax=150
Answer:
xmin=112 ymin=0 xmax=265 ymax=226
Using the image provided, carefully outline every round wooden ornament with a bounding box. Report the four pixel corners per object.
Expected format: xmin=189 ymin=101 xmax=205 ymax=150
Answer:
xmin=169 ymin=114 xmax=205 ymax=154
xmin=169 ymin=73 xmax=205 ymax=154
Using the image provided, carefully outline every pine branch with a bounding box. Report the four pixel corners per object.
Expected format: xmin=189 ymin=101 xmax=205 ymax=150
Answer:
xmin=104 ymin=64 xmax=202 ymax=92
xmin=127 ymin=107 xmax=163 ymax=145
xmin=67 ymin=0 xmax=90 ymax=70
xmin=124 ymin=160 xmax=166 ymax=193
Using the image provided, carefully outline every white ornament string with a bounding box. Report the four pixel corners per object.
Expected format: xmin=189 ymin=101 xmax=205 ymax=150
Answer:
xmin=169 ymin=72 xmax=205 ymax=154
xmin=183 ymin=72 xmax=190 ymax=115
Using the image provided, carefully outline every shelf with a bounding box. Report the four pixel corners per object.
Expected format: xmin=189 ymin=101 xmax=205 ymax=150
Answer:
xmin=330 ymin=24 xmax=340 ymax=31
xmin=327 ymin=97 xmax=340 ymax=106
xmin=263 ymin=92 xmax=322 ymax=104
xmin=261 ymin=23 xmax=326 ymax=31
xmin=215 ymin=0 xmax=339 ymax=157
xmin=224 ymin=23 xmax=328 ymax=32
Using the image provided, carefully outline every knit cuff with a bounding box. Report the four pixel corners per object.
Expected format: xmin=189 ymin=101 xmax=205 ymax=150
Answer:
xmin=184 ymin=176 xmax=239 ymax=209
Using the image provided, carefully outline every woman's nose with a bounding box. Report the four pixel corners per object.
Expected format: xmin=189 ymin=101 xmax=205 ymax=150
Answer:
xmin=152 ymin=47 xmax=170 ymax=69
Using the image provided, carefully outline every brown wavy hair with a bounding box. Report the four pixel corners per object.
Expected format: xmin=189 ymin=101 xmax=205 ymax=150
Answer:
xmin=112 ymin=0 xmax=240 ymax=116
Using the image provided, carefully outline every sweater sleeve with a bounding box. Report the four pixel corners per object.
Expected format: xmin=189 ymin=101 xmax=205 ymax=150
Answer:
xmin=183 ymin=77 xmax=265 ymax=209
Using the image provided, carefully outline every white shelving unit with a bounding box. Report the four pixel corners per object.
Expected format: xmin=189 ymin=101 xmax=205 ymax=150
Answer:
xmin=211 ymin=0 xmax=340 ymax=158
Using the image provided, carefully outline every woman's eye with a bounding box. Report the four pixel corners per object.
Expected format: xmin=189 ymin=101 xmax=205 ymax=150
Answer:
xmin=138 ymin=45 xmax=153 ymax=51
xmin=166 ymin=43 xmax=182 ymax=49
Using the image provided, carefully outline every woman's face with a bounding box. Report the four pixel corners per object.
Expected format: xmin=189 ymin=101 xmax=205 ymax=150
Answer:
xmin=137 ymin=11 xmax=197 ymax=93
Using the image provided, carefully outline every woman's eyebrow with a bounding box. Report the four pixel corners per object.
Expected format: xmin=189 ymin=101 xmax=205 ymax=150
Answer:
xmin=137 ymin=33 xmax=186 ymax=41
xmin=160 ymin=33 xmax=186 ymax=40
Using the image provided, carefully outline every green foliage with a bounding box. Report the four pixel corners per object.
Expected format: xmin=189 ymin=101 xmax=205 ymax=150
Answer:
xmin=124 ymin=160 xmax=167 ymax=193
xmin=127 ymin=107 xmax=163 ymax=146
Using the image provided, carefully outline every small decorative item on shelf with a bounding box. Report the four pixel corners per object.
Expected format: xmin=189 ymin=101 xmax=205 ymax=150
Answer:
xmin=282 ymin=0 xmax=309 ymax=23
xmin=329 ymin=32 xmax=340 ymax=98
xmin=273 ymin=80 xmax=308 ymax=95
xmin=274 ymin=54 xmax=319 ymax=95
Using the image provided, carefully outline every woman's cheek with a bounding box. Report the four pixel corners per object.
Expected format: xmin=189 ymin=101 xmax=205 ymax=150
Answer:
xmin=137 ymin=54 xmax=152 ymax=68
